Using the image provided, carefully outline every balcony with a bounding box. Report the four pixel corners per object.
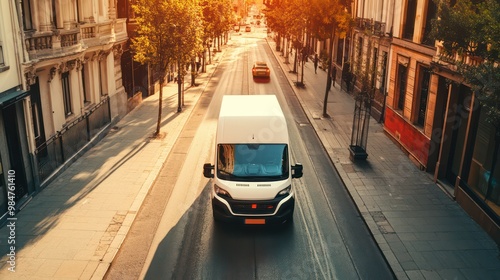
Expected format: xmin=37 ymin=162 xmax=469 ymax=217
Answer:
xmin=433 ymin=41 xmax=484 ymax=71
xmin=355 ymin=18 xmax=386 ymax=37
xmin=24 ymin=29 xmax=81 ymax=60
xmin=24 ymin=19 xmax=128 ymax=61
xmin=373 ymin=21 xmax=386 ymax=36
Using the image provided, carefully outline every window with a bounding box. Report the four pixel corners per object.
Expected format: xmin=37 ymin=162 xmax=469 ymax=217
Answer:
xmin=422 ymin=0 xmax=438 ymax=46
xmin=217 ymin=144 xmax=289 ymax=182
xmin=81 ymin=64 xmax=90 ymax=104
xmin=371 ymin=48 xmax=378 ymax=89
xmin=336 ymin=38 xmax=344 ymax=65
xmin=0 ymin=44 xmax=4 ymax=67
xmin=21 ymin=0 xmax=34 ymax=30
xmin=344 ymin=37 xmax=350 ymax=64
xmin=380 ymin=51 xmax=388 ymax=92
xmin=32 ymin=103 xmax=40 ymax=140
xmin=468 ymin=109 xmax=500 ymax=212
xmin=52 ymin=0 xmax=58 ymax=28
xmin=396 ymin=63 xmax=408 ymax=111
xmin=356 ymin=37 xmax=363 ymax=71
xmin=415 ymin=66 xmax=430 ymax=127
xmin=99 ymin=59 xmax=108 ymax=96
xmin=403 ymin=0 xmax=417 ymax=40
xmin=61 ymin=72 xmax=72 ymax=116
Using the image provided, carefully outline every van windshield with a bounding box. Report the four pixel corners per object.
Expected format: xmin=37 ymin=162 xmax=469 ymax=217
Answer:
xmin=217 ymin=144 xmax=289 ymax=181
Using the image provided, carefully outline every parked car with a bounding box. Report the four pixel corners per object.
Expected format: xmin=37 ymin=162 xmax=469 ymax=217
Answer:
xmin=234 ymin=25 xmax=240 ymax=32
xmin=245 ymin=25 xmax=251 ymax=32
xmin=252 ymin=61 xmax=270 ymax=78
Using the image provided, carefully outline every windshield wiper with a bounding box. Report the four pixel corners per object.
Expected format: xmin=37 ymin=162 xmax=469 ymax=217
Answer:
xmin=218 ymin=169 xmax=241 ymax=179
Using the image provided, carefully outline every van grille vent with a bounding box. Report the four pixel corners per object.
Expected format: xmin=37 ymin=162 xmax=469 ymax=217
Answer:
xmin=236 ymin=184 xmax=249 ymax=187
xmin=257 ymin=184 xmax=271 ymax=187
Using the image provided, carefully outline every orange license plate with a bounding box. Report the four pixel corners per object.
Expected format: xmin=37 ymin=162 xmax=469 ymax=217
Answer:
xmin=245 ymin=219 xmax=266 ymax=225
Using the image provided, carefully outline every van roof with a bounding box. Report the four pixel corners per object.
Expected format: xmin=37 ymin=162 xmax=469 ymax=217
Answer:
xmin=218 ymin=95 xmax=288 ymax=143
xmin=219 ymin=95 xmax=284 ymax=118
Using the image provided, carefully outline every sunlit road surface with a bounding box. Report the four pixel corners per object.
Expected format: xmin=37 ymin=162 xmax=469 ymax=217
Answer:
xmin=106 ymin=25 xmax=394 ymax=280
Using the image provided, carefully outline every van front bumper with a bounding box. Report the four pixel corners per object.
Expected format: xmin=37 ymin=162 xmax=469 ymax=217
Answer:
xmin=211 ymin=194 xmax=295 ymax=225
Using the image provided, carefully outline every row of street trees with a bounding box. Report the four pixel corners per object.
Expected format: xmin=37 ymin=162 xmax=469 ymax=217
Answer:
xmin=263 ymin=0 xmax=351 ymax=117
xmin=264 ymin=0 xmax=499 ymax=167
xmin=132 ymin=0 xmax=234 ymax=136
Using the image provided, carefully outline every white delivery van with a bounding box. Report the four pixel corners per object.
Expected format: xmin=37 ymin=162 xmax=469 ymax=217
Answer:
xmin=203 ymin=95 xmax=303 ymax=225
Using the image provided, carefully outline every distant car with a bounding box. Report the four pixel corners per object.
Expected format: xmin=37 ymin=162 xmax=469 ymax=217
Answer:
xmin=234 ymin=25 xmax=240 ymax=32
xmin=245 ymin=26 xmax=251 ymax=32
xmin=252 ymin=61 xmax=270 ymax=78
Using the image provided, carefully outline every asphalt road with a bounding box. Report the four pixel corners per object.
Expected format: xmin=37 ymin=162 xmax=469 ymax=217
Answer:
xmin=106 ymin=27 xmax=395 ymax=280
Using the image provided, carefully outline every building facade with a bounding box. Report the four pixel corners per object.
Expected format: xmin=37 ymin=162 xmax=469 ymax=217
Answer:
xmin=0 ymin=0 xmax=34 ymax=218
xmin=349 ymin=0 xmax=499 ymax=241
xmin=348 ymin=0 xmax=394 ymax=122
xmin=0 ymin=0 xmax=129 ymax=223
xmin=431 ymin=41 xmax=500 ymax=241
xmin=370 ymin=0 xmax=437 ymax=171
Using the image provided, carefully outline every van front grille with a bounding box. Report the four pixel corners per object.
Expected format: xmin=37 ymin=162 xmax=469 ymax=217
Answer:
xmin=230 ymin=201 xmax=279 ymax=214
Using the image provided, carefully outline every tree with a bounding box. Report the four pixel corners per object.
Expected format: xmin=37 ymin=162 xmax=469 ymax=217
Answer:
xmin=265 ymin=0 xmax=351 ymax=106
xmin=264 ymin=0 xmax=311 ymax=77
xmin=432 ymin=0 xmax=500 ymax=199
xmin=132 ymin=0 xmax=203 ymax=137
xmin=201 ymin=0 xmax=233 ymax=64
xmin=308 ymin=0 xmax=352 ymax=117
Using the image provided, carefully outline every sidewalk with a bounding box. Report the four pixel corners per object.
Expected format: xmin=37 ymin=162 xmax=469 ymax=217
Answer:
xmin=0 ymin=52 xmax=224 ymax=279
xmin=267 ymin=39 xmax=500 ymax=279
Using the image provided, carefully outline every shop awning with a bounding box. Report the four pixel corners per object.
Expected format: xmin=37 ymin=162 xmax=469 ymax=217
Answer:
xmin=0 ymin=87 xmax=29 ymax=109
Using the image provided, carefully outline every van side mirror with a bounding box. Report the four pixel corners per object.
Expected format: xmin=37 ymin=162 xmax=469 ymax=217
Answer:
xmin=203 ymin=163 xmax=214 ymax=178
xmin=291 ymin=163 xmax=303 ymax=178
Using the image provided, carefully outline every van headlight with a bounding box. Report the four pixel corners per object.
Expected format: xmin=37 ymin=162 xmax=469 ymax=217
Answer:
xmin=214 ymin=184 xmax=232 ymax=198
xmin=276 ymin=185 xmax=292 ymax=198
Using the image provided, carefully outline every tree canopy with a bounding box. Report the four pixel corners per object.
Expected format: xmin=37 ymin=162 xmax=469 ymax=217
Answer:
xmin=132 ymin=0 xmax=204 ymax=73
xmin=131 ymin=0 xmax=204 ymax=135
xmin=201 ymin=0 xmax=234 ymax=41
xmin=432 ymin=0 xmax=500 ymax=127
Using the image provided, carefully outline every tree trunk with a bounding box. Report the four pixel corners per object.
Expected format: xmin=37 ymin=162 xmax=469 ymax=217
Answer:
xmin=323 ymin=28 xmax=336 ymax=118
xmin=156 ymin=75 xmax=164 ymax=136
xmin=191 ymin=58 xmax=196 ymax=86
xmin=208 ymin=44 xmax=212 ymax=64
xmin=293 ymin=48 xmax=297 ymax=74
xmin=276 ymin=33 xmax=281 ymax=51
xmin=177 ymin=60 xmax=182 ymax=112
xmin=300 ymin=52 xmax=305 ymax=85
xmin=202 ymin=50 xmax=206 ymax=73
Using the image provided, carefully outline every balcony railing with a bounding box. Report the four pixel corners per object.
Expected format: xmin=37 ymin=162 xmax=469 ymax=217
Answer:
xmin=25 ymin=33 xmax=52 ymax=51
xmin=24 ymin=19 xmax=128 ymax=61
xmin=373 ymin=21 xmax=386 ymax=36
xmin=81 ymin=25 xmax=96 ymax=39
xmin=355 ymin=18 xmax=386 ymax=37
xmin=60 ymin=30 xmax=79 ymax=47
xmin=433 ymin=42 xmax=484 ymax=69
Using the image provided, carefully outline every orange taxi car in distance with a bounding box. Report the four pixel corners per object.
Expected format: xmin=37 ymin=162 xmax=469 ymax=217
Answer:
xmin=252 ymin=61 xmax=270 ymax=78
